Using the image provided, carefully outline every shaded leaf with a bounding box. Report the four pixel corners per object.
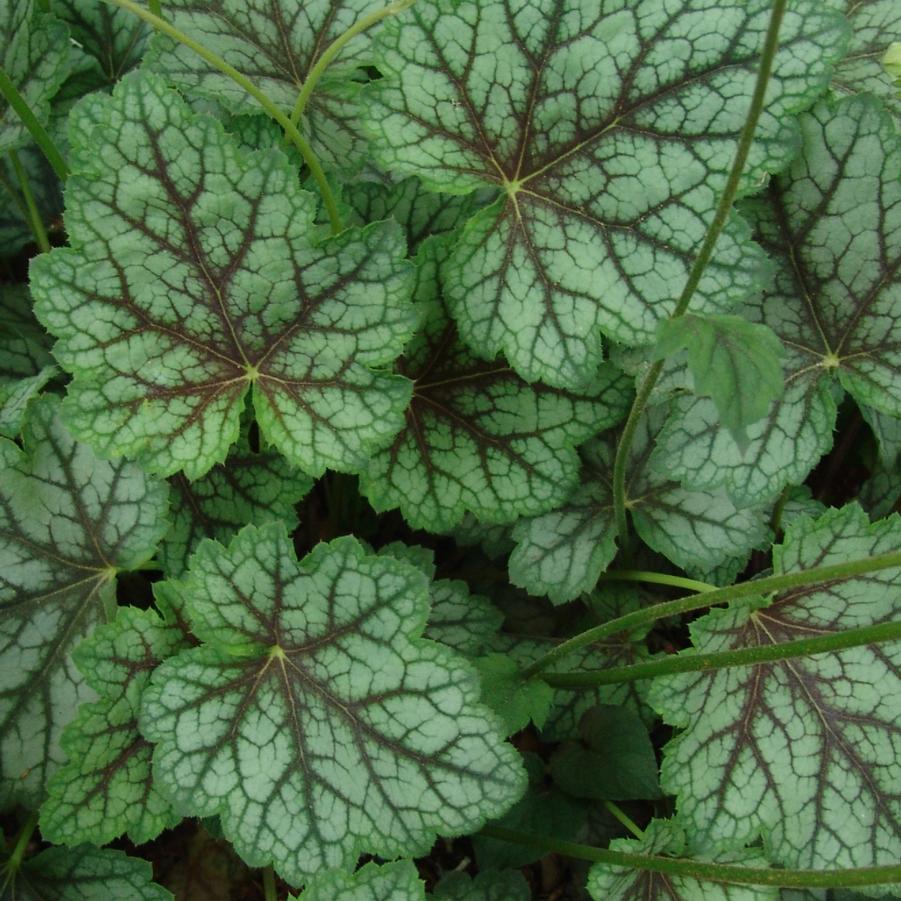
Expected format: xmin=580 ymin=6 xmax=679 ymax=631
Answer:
xmin=291 ymin=861 xmax=425 ymax=901
xmin=432 ymin=869 xmax=529 ymax=901
xmin=474 ymin=654 xmax=554 ymax=735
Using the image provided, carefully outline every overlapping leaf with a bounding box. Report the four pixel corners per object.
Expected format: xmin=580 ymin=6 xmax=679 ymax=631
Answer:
xmin=0 ymin=0 xmax=72 ymax=153
xmin=140 ymin=524 xmax=526 ymax=885
xmin=366 ymin=0 xmax=845 ymax=386
xmin=30 ymin=73 xmax=416 ymax=480
xmin=0 ymin=396 xmax=168 ymax=805
xmin=432 ymin=869 xmax=529 ymax=901
xmin=361 ymin=236 xmax=631 ymax=531
xmin=145 ymin=0 xmax=401 ymax=170
xmin=651 ymin=504 xmax=901 ymax=872
xmin=587 ymin=819 xmax=777 ymax=901
xmin=510 ymin=406 xmax=768 ymax=604
xmin=40 ymin=607 xmax=187 ymax=846
xmin=656 ymin=95 xmax=901 ymax=505
xmin=159 ymin=422 xmax=313 ymax=576
xmin=290 ymin=861 xmax=425 ymax=901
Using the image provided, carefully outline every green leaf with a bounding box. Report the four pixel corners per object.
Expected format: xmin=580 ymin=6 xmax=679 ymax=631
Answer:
xmin=827 ymin=1 xmax=901 ymax=118
xmin=861 ymin=407 xmax=901 ymax=471
xmin=654 ymin=313 xmax=784 ymax=448
xmin=361 ymin=236 xmax=631 ymax=531
xmin=365 ymin=0 xmax=845 ymax=386
xmin=474 ymin=654 xmax=554 ymax=735
xmin=510 ymin=407 xmax=768 ymax=604
xmin=650 ymin=504 xmax=901 ymax=871
xmin=656 ymin=95 xmax=901 ymax=505
xmin=50 ymin=0 xmax=148 ymax=86
xmin=549 ymin=706 xmax=661 ymax=802
xmin=140 ymin=524 xmax=526 ymax=884
xmin=0 ymin=143 xmax=62 ymax=256
xmin=425 ymin=578 xmax=504 ymax=656
xmin=290 ymin=861 xmax=425 ymax=901
xmin=0 ymin=395 xmax=169 ymax=806
xmin=40 ymin=606 xmax=188 ymax=846
xmin=145 ymin=0 xmax=394 ymax=171
xmin=30 ymin=72 xmax=416 ymax=480
xmin=587 ymin=819 xmax=777 ymax=901
xmin=0 ymin=2 xmax=73 ymax=153
xmin=159 ymin=422 xmax=313 ymax=576
xmin=432 ymin=869 xmax=530 ymax=901
xmin=4 ymin=845 xmax=172 ymax=900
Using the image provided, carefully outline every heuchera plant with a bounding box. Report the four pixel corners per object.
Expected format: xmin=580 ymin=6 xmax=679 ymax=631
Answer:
xmin=0 ymin=0 xmax=899 ymax=898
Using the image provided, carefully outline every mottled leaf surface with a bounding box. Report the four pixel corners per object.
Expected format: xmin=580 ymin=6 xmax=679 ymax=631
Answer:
xmin=510 ymin=407 xmax=768 ymax=604
xmin=425 ymin=577 xmax=504 ymax=656
xmin=4 ymin=846 xmax=172 ymax=900
xmin=40 ymin=607 xmax=187 ymax=846
xmin=145 ymin=0 xmax=396 ymax=170
xmin=366 ymin=0 xmax=844 ymax=386
xmin=141 ymin=524 xmax=526 ymax=884
xmin=657 ymin=96 xmax=901 ymax=504
xmin=588 ymin=819 xmax=777 ymax=901
xmin=0 ymin=396 xmax=168 ymax=805
xmin=651 ymin=505 xmax=901 ymax=871
xmin=290 ymin=861 xmax=425 ymax=901
xmin=31 ymin=74 xmax=415 ymax=479
xmin=361 ymin=237 xmax=630 ymax=531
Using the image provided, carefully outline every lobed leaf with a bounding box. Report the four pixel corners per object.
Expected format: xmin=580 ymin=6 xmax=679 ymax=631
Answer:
xmin=290 ymin=861 xmax=425 ymax=901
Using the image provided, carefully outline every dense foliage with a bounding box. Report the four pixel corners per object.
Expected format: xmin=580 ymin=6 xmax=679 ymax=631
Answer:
xmin=0 ymin=0 xmax=899 ymax=898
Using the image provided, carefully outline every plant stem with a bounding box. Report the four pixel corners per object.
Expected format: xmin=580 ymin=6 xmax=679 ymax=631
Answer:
xmin=8 ymin=150 xmax=50 ymax=253
xmin=289 ymin=0 xmax=414 ymax=127
xmin=543 ymin=619 xmax=901 ymax=687
xmin=611 ymin=0 xmax=788 ymax=543
xmin=0 ymin=68 xmax=69 ymax=181
xmin=101 ymin=0 xmax=343 ymax=234
xmin=521 ymin=549 xmax=901 ymax=677
xmin=480 ymin=826 xmax=901 ymax=889
xmin=599 ymin=569 xmax=716 ymax=594
xmin=262 ymin=866 xmax=277 ymax=901
xmin=6 ymin=811 xmax=39 ymax=873
xmin=604 ymin=801 xmax=645 ymax=840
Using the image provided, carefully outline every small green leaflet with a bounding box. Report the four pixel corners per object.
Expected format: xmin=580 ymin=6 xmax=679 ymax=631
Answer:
xmin=0 ymin=396 xmax=168 ymax=806
xmin=510 ymin=407 xmax=768 ymax=604
xmin=827 ymin=1 xmax=901 ymax=118
xmin=656 ymin=95 xmax=901 ymax=505
xmin=140 ymin=524 xmax=526 ymax=885
xmin=366 ymin=0 xmax=844 ymax=387
xmin=654 ymin=313 xmax=784 ymax=448
xmin=0 ymin=0 xmax=73 ymax=153
xmin=432 ymin=869 xmax=530 ymax=901
xmin=145 ymin=0 xmax=399 ymax=170
xmin=587 ymin=819 xmax=777 ymax=901
xmin=30 ymin=73 xmax=416 ymax=480
xmin=159 ymin=422 xmax=313 ymax=576
xmin=651 ymin=504 xmax=901 ymax=872
xmin=361 ymin=236 xmax=631 ymax=532
xmin=1 ymin=845 xmax=172 ymax=900
xmin=40 ymin=607 xmax=187 ymax=846
xmin=474 ymin=653 xmax=554 ymax=735
xmin=290 ymin=861 xmax=425 ymax=901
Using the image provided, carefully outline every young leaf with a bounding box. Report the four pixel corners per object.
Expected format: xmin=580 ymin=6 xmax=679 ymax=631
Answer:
xmin=0 ymin=2 xmax=73 ymax=153
xmin=290 ymin=860 xmax=425 ymax=901
xmin=432 ymin=869 xmax=530 ymax=901
xmin=4 ymin=845 xmax=172 ymax=900
xmin=474 ymin=654 xmax=554 ymax=735
xmin=145 ymin=0 xmax=396 ymax=170
xmin=587 ymin=819 xmax=778 ymax=901
xmin=30 ymin=73 xmax=416 ymax=480
xmin=40 ymin=607 xmax=188 ymax=846
xmin=656 ymin=95 xmax=901 ymax=505
xmin=650 ymin=504 xmax=901 ymax=872
xmin=360 ymin=237 xmax=631 ymax=531
xmin=140 ymin=524 xmax=526 ymax=885
xmin=365 ymin=0 xmax=845 ymax=386
xmin=654 ymin=313 xmax=784 ymax=447
xmin=510 ymin=407 xmax=768 ymax=604
xmin=0 ymin=396 xmax=169 ymax=806
xmin=159 ymin=423 xmax=313 ymax=576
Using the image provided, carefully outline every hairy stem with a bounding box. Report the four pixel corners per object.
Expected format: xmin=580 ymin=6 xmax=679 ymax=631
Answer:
xmin=289 ymin=0 xmax=414 ymax=127
xmin=102 ymin=0 xmax=343 ymax=234
xmin=521 ymin=549 xmax=901 ymax=677
xmin=599 ymin=569 xmax=716 ymax=593
xmin=543 ymin=619 xmax=901 ymax=687
xmin=0 ymin=68 xmax=69 ymax=180
xmin=480 ymin=826 xmax=901 ymax=889
xmin=611 ymin=0 xmax=788 ymax=541
xmin=9 ymin=149 xmax=50 ymax=253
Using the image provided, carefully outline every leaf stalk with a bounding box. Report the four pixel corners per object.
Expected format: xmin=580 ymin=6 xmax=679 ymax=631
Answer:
xmin=8 ymin=149 xmax=50 ymax=253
